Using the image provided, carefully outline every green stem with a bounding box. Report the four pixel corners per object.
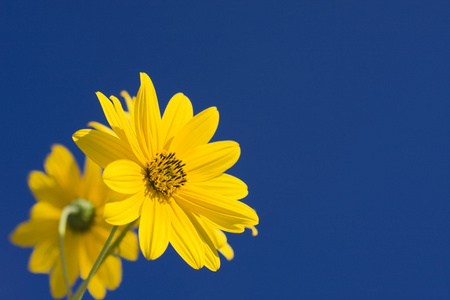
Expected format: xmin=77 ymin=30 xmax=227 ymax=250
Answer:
xmin=102 ymin=220 xmax=137 ymax=265
xmin=71 ymin=226 xmax=118 ymax=300
xmin=58 ymin=206 xmax=80 ymax=300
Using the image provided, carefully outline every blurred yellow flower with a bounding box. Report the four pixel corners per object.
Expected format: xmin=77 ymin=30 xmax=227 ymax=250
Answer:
xmin=73 ymin=73 xmax=259 ymax=270
xmin=10 ymin=145 xmax=138 ymax=299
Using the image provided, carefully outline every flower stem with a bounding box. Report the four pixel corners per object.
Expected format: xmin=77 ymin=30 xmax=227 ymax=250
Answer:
xmin=71 ymin=226 xmax=118 ymax=300
xmin=58 ymin=205 xmax=80 ymax=299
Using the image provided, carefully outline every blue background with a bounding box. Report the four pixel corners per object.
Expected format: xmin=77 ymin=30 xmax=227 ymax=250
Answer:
xmin=2 ymin=1 xmax=450 ymax=299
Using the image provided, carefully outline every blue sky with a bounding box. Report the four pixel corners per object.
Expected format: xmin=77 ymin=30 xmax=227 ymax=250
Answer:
xmin=2 ymin=1 xmax=450 ymax=299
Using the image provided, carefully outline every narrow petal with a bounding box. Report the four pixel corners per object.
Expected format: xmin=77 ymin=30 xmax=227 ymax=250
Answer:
xmin=88 ymin=121 xmax=117 ymax=137
xmin=161 ymin=93 xmax=193 ymax=148
xmin=169 ymin=200 xmax=204 ymax=269
xmin=96 ymin=255 xmax=122 ymax=290
xmin=10 ymin=220 xmax=58 ymax=246
xmin=184 ymin=211 xmax=220 ymax=271
xmin=139 ymin=196 xmax=170 ymax=260
xmin=189 ymin=173 xmax=248 ymax=200
xmin=134 ymin=73 xmax=162 ymax=158
xmin=50 ymin=261 xmax=68 ymax=299
xmin=82 ymin=157 xmax=107 ymax=207
xmin=78 ymin=235 xmax=93 ymax=279
xmin=63 ymin=231 xmax=80 ymax=285
xmin=183 ymin=141 xmax=241 ymax=183
xmin=103 ymin=159 xmax=145 ymax=195
xmin=29 ymin=238 xmax=59 ymax=273
xmin=30 ymin=202 xmax=61 ymax=220
xmin=44 ymin=144 xmax=80 ymax=200
xmin=201 ymin=221 xmax=234 ymax=261
xmin=87 ymin=274 xmax=106 ymax=300
xmin=73 ymin=129 xmax=137 ymax=169
xmin=176 ymin=186 xmax=259 ymax=233
xmin=169 ymin=107 xmax=219 ymax=156
xmin=117 ymin=230 xmax=139 ymax=261
xmin=103 ymin=190 xmax=144 ymax=225
xmin=28 ymin=171 xmax=69 ymax=208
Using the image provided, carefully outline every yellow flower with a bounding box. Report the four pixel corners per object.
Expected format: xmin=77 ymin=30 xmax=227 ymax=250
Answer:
xmin=10 ymin=145 xmax=138 ymax=299
xmin=73 ymin=73 xmax=259 ymax=270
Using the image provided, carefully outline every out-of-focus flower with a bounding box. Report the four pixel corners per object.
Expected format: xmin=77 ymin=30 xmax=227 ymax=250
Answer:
xmin=10 ymin=145 xmax=138 ymax=299
xmin=73 ymin=73 xmax=259 ymax=270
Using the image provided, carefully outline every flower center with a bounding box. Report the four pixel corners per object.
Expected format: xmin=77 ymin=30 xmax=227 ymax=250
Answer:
xmin=67 ymin=198 xmax=95 ymax=232
xmin=144 ymin=152 xmax=187 ymax=198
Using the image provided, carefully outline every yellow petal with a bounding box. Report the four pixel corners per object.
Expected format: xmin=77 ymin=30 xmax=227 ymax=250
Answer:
xmin=81 ymin=157 xmax=107 ymax=208
xmin=63 ymin=231 xmax=80 ymax=285
xmin=176 ymin=186 xmax=259 ymax=233
xmin=28 ymin=171 xmax=68 ymax=208
xmin=169 ymin=200 xmax=204 ymax=269
xmin=10 ymin=220 xmax=57 ymax=246
xmin=87 ymin=273 xmax=106 ymax=299
xmin=189 ymin=173 xmax=248 ymax=200
xmin=103 ymin=190 xmax=144 ymax=225
xmin=134 ymin=73 xmax=162 ymax=158
xmin=139 ymin=196 xmax=170 ymax=260
xmin=29 ymin=238 xmax=59 ymax=273
xmin=96 ymin=255 xmax=122 ymax=290
xmin=44 ymin=144 xmax=80 ymax=201
xmin=218 ymin=243 xmax=234 ymax=261
xmin=169 ymin=107 xmax=219 ymax=156
xmin=109 ymin=94 xmax=146 ymax=163
xmin=50 ymin=260 xmax=68 ymax=299
xmin=183 ymin=141 xmax=240 ymax=183
xmin=185 ymin=211 xmax=220 ymax=271
xmin=201 ymin=222 xmax=234 ymax=261
xmin=78 ymin=235 xmax=93 ymax=279
xmin=161 ymin=93 xmax=193 ymax=148
xmin=88 ymin=121 xmax=118 ymax=137
xmin=117 ymin=230 xmax=139 ymax=261
xmin=30 ymin=202 xmax=61 ymax=220
xmin=103 ymin=159 xmax=145 ymax=195
xmin=73 ymin=129 xmax=137 ymax=169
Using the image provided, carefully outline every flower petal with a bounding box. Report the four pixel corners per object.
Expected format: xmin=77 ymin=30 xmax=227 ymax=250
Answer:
xmin=161 ymin=93 xmax=193 ymax=148
xmin=184 ymin=211 xmax=220 ymax=271
xmin=183 ymin=141 xmax=241 ymax=183
xmin=117 ymin=230 xmax=139 ymax=261
xmin=30 ymin=202 xmax=61 ymax=220
xmin=103 ymin=190 xmax=144 ymax=225
xmin=139 ymin=196 xmax=170 ymax=260
xmin=176 ymin=186 xmax=259 ymax=233
xmin=87 ymin=274 xmax=106 ymax=300
xmin=73 ymin=129 xmax=137 ymax=169
xmin=189 ymin=173 xmax=248 ymax=200
xmin=28 ymin=171 xmax=68 ymax=208
xmin=50 ymin=261 xmax=68 ymax=298
xmin=201 ymin=221 xmax=234 ymax=261
xmin=169 ymin=200 xmax=204 ymax=269
xmin=29 ymin=238 xmax=59 ymax=273
xmin=88 ymin=121 xmax=117 ymax=137
xmin=169 ymin=107 xmax=219 ymax=156
xmin=44 ymin=144 xmax=80 ymax=201
xmin=103 ymin=159 xmax=145 ymax=195
xmin=134 ymin=73 xmax=162 ymax=159
xmin=97 ymin=255 xmax=122 ymax=290
xmin=82 ymin=157 xmax=108 ymax=207
xmin=10 ymin=220 xmax=58 ymax=246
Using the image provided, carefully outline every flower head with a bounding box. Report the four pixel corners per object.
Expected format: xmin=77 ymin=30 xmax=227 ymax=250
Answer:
xmin=73 ymin=73 xmax=259 ymax=270
xmin=10 ymin=145 xmax=138 ymax=299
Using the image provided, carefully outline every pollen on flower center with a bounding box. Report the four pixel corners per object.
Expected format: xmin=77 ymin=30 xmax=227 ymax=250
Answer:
xmin=144 ymin=152 xmax=187 ymax=198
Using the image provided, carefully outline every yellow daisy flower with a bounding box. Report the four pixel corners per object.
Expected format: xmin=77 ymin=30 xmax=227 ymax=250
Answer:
xmin=90 ymin=90 xmax=259 ymax=264
xmin=73 ymin=73 xmax=259 ymax=270
xmin=10 ymin=145 xmax=138 ymax=299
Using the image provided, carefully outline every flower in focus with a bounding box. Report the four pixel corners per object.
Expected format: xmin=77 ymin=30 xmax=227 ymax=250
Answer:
xmin=10 ymin=145 xmax=138 ymax=299
xmin=73 ymin=73 xmax=259 ymax=270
